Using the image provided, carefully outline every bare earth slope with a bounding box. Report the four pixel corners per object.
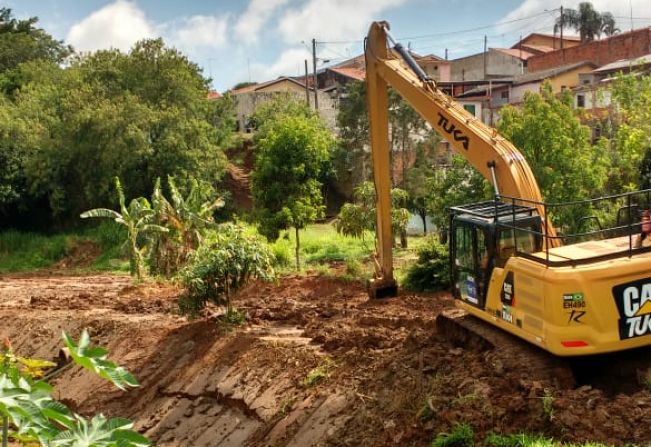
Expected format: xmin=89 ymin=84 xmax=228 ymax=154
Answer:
xmin=0 ymin=273 xmax=649 ymax=446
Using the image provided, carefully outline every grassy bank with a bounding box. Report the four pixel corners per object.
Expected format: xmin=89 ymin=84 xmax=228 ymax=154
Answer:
xmin=0 ymin=222 xmax=128 ymax=273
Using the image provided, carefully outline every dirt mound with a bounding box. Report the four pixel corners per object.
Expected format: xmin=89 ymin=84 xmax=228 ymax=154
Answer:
xmin=0 ymin=273 xmax=649 ymax=446
xmin=54 ymin=240 xmax=101 ymax=269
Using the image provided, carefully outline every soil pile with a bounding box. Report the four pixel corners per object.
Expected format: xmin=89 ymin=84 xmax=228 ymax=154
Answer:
xmin=0 ymin=273 xmax=649 ymax=446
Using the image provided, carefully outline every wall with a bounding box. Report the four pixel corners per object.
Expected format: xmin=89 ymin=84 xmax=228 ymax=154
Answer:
xmin=451 ymin=49 xmax=525 ymax=81
xmin=528 ymin=28 xmax=651 ymax=72
xmin=520 ymin=34 xmax=581 ymax=50
xmin=234 ymin=91 xmax=336 ymax=133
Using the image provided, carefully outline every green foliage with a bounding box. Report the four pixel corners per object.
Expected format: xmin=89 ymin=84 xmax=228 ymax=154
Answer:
xmin=0 ymin=230 xmax=68 ymax=272
xmin=403 ymin=236 xmax=450 ymax=292
xmin=427 ymin=155 xmax=489 ymax=233
xmin=302 ymin=358 xmax=335 ymax=388
xmin=608 ymin=73 xmax=651 ymax=191
xmin=542 ymin=388 xmax=555 ymax=422
xmin=249 ymin=93 xmax=316 ymax=131
xmin=148 ymin=176 xmax=223 ymax=276
xmin=334 ymin=181 xmax=411 ymax=244
xmin=0 ymin=332 xmax=148 ymax=446
xmin=484 ymin=432 xmax=555 ymax=447
xmin=252 ymin=108 xmax=333 ymax=269
xmin=498 ymin=83 xmax=609 ymax=232
xmin=0 ymin=8 xmax=71 ymax=79
xmin=431 ymin=422 xmax=474 ymax=447
xmin=62 ymin=330 xmax=138 ymax=391
xmin=3 ymin=38 xmax=233 ymax=224
xmin=554 ymin=2 xmax=619 ymax=42
xmin=81 ymin=178 xmax=168 ymax=281
xmin=180 ymin=223 xmax=275 ymax=315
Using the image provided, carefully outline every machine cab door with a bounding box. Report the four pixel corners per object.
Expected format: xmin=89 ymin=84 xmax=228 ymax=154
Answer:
xmin=451 ymin=221 xmax=492 ymax=309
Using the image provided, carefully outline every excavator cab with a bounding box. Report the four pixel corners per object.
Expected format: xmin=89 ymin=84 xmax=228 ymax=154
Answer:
xmin=449 ymin=201 xmax=543 ymax=309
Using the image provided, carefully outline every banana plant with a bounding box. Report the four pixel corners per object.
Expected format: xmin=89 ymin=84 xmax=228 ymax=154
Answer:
xmin=149 ymin=176 xmax=224 ymax=276
xmin=81 ymin=177 xmax=168 ymax=281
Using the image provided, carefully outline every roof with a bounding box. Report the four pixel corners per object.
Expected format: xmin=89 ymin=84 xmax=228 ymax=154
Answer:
xmin=493 ymin=47 xmax=536 ymax=60
xmin=593 ymin=53 xmax=651 ymax=73
xmin=517 ymin=32 xmax=582 ymax=45
xmin=327 ymin=67 xmax=366 ymax=81
xmin=207 ymin=91 xmax=221 ymax=100
xmin=520 ymin=44 xmax=556 ymax=54
xmin=230 ymin=77 xmax=308 ymax=95
xmin=514 ymin=61 xmax=596 ymax=85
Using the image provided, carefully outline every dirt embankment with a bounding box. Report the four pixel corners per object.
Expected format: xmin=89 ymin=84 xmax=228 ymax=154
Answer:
xmin=0 ymin=273 xmax=649 ymax=446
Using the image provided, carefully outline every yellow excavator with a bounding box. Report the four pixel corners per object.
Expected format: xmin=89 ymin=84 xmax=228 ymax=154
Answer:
xmin=365 ymin=21 xmax=651 ymax=357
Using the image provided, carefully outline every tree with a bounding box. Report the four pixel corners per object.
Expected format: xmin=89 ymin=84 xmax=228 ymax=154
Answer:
xmin=0 ymin=8 xmax=70 ymax=75
xmin=607 ymin=72 xmax=651 ymax=191
xmin=334 ymin=181 xmax=411 ymax=247
xmin=497 ymin=82 xmax=610 ymax=232
xmin=80 ymin=178 xmax=168 ymax=281
xmin=7 ymin=38 xmax=233 ymax=224
xmin=181 ymin=224 xmax=275 ymax=319
xmin=554 ymin=2 xmax=618 ymax=42
xmin=404 ymin=134 xmax=441 ymax=234
xmin=252 ymin=113 xmax=333 ymax=269
xmin=426 ymin=155 xmax=489 ymax=237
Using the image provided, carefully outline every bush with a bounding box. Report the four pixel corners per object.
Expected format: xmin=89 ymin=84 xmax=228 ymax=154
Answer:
xmin=403 ymin=236 xmax=450 ymax=292
xmin=180 ymin=223 xmax=275 ymax=315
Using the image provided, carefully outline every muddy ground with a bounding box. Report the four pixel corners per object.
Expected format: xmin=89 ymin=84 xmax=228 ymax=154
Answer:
xmin=0 ymin=272 xmax=649 ymax=446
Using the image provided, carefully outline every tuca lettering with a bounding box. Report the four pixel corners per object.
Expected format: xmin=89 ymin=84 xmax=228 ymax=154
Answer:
xmin=613 ymin=280 xmax=651 ymax=339
xmin=437 ymin=113 xmax=470 ymax=150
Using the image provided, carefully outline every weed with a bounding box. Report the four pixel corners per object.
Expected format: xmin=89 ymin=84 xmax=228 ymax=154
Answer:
xmin=484 ymin=432 xmax=554 ymax=447
xmin=417 ymin=398 xmax=435 ymax=422
xmin=345 ymin=257 xmax=363 ymax=276
xmin=302 ymin=358 xmax=335 ymax=388
xmin=542 ymin=388 xmax=555 ymax=422
xmin=431 ymin=422 xmax=474 ymax=447
xmin=223 ymin=308 xmax=247 ymax=325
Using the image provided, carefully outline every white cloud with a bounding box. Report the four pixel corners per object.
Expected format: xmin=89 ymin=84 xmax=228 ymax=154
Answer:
xmin=66 ymin=0 xmax=155 ymax=52
xmin=251 ymin=47 xmax=311 ymax=80
xmin=235 ymin=0 xmax=289 ymax=44
xmin=501 ymin=0 xmax=651 ymax=32
xmin=167 ymin=15 xmax=229 ymax=51
xmin=278 ymin=0 xmax=407 ymax=44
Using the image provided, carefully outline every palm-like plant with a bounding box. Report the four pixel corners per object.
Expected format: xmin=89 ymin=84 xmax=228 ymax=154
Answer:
xmin=81 ymin=177 xmax=167 ymax=281
xmin=149 ymin=176 xmax=224 ymax=276
xmin=554 ymin=2 xmax=619 ymax=42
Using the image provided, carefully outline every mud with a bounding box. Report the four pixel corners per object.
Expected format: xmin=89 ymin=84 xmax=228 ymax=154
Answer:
xmin=0 ymin=272 xmax=649 ymax=446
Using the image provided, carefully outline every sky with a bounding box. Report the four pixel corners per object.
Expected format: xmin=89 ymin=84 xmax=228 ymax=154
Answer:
xmin=6 ymin=0 xmax=651 ymax=92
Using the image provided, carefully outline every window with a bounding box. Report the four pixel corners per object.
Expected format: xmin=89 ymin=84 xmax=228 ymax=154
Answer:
xmin=501 ymin=91 xmax=509 ymax=99
xmin=577 ymin=94 xmax=585 ymax=108
xmin=463 ymin=104 xmax=476 ymax=116
xmin=455 ymin=225 xmax=474 ymax=269
xmin=498 ymin=228 xmax=538 ymax=263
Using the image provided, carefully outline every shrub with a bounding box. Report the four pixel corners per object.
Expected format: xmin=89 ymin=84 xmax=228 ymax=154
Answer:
xmin=180 ymin=223 xmax=275 ymax=316
xmin=403 ymin=236 xmax=450 ymax=292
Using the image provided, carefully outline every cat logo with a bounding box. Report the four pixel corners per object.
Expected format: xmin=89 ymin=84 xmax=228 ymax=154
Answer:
xmin=612 ymin=279 xmax=651 ymax=339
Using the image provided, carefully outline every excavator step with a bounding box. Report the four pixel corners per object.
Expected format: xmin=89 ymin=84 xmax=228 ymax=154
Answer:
xmin=436 ymin=308 xmax=575 ymax=389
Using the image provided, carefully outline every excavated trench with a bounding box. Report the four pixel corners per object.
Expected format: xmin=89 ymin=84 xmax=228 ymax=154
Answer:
xmin=0 ymin=273 xmax=650 ymax=446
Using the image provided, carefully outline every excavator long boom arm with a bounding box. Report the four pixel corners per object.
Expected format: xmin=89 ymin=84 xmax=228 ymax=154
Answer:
xmin=365 ymin=21 xmax=554 ymax=295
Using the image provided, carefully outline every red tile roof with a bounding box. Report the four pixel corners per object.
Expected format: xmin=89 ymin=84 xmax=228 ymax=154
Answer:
xmin=328 ymin=67 xmax=366 ymax=81
xmin=207 ymin=91 xmax=222 ymax=100
xmin=493 ymin=47 xmax=536 ymax=60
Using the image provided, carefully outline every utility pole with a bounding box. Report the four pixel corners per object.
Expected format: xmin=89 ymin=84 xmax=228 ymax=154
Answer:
xmin=312 ymin=38 xmax=319 ymax=110
xmin=483 ymin=35 xmax=487 ymax=80
xmin=560 ymin=6 xmax=564 ymax=50
xmin=304 ymin=60 xmax=310 ymax=105
xmin=445 ymin=48 xmax=448 ymax=60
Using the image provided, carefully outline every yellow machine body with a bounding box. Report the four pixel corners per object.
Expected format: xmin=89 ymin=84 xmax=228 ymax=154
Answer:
xmin=365 ymin=21 xmax=651 ymax=356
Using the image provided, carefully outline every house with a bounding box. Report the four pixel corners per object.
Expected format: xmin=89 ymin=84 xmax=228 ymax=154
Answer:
xmin=509 ymin=61 xmax=597 ymax=104
xmin=528 ymin=27 xmax=651 ymax=73
xmin=450 ymin=48 xmax=531 ymax=82
xmin=511 ymin=32 xmax=582 ymax=54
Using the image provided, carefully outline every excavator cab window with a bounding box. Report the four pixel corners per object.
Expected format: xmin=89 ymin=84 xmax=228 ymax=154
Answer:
xmin=496 ymin=227 xmax=540 ymax=268
xmin=451 ymin=222 xmax=492 ymax=309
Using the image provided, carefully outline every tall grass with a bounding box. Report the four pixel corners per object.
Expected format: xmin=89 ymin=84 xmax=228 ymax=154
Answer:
xmin=0 ymin=221 xmax=127 ymax=273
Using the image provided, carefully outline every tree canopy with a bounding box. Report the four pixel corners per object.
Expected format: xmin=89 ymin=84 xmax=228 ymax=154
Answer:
xmin=554 ymin=2 xmax=619 ymax=42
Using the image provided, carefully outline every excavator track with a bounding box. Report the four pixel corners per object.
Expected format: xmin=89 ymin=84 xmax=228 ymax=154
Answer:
xmin=436 ymin=309 xmax=576 ymax=389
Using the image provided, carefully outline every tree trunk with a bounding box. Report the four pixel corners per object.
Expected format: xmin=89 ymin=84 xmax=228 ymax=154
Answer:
xmin=400 ymin=229 xmax=408 ymax=249
xmin=295 ymin=227 xmax=301 ymax=271
xmin=420 ymin=210 xmax=427 ymax=235
xmin=2 ymin=416 xmax=7 ymax=447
